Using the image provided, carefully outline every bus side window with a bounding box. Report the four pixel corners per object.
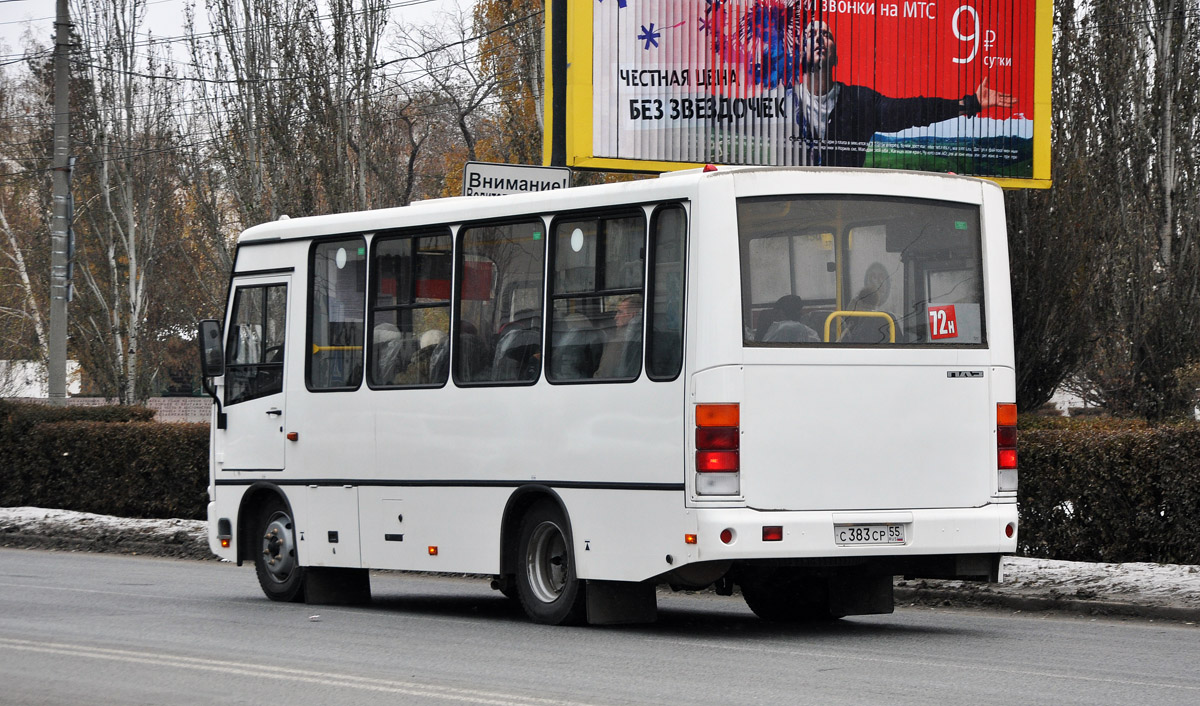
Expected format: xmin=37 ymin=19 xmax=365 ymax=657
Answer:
xmin=225 ymin=284 xmax=286 ymax=405
xmin=456 ymin=221 xmax=545 ymax=385
xmin=547 ymin=212 xmax=646 ymax=383
xmin=308 ymin=237 xmax=366 ymax=390
xmin=368 ymin=230 xmax=452 ymax=387
xmin=647 ymin=205 xmax=686 ymax=380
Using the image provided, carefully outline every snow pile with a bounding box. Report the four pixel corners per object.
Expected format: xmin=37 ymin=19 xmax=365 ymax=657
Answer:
xmin=1000 ymin=556 xmax=1200 ymax=609
xmin=0 ymin=506 xmax=209 ymax=559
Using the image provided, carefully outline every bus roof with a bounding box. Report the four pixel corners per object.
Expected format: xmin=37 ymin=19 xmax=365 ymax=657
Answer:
xmin=236 ymin=166 xmax=992 ymax=244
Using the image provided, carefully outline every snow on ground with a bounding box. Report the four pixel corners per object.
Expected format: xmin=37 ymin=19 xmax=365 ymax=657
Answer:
xmin=0 ymin=506 xmax=209 ymax=560
xmin=2 ymin=507 xmax=1198 ymax=614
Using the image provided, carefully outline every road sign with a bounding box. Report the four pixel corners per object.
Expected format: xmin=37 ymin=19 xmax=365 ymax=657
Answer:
xmin=463 ymin=162 xmax=572 ymax=196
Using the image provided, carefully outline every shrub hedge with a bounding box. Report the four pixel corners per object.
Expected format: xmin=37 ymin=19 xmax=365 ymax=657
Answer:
xmin=3 ymin=400 xmax=1199 ymax=564
xmin=1018 ymin=416 xmax=1200 ymax=565
xmin=0 ymin=400 xmax=208 ymax=520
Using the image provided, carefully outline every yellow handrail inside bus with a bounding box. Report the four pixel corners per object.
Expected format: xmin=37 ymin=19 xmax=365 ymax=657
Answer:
xmin=823 ymin=311 xmax=896 ymax=343
xmin=312 ymin=344 xmax=364 ymax=353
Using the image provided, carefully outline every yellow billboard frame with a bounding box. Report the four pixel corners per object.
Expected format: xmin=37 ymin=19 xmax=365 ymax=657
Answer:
xmin=544 ymin=0 xmax=1052 ymax=188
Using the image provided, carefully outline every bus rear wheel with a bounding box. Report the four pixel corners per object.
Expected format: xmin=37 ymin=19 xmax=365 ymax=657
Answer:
xmin=515 ymin=500 xmax=585 ymax=625
xmin=740 ymin=570 xmax=842 ymax=622
xmin=254 ymin=498 xmax=306 ymax=603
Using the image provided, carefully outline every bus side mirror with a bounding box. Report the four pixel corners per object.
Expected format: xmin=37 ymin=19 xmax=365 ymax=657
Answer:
xmin=198 ymin=319 xmax=225 ymax=378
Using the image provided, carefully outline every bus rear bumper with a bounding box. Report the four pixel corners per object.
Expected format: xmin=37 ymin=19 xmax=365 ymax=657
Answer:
xmin=690 ymin=503 xmax=1018 ymax=577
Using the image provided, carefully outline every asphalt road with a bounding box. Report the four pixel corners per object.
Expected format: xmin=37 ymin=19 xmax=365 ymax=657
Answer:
xmin=1 ymin=548 xmax=1197 ymax=706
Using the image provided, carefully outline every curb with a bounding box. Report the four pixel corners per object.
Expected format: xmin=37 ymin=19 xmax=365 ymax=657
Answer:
xmin=895 ymin=586 xmax=1200 ymax=623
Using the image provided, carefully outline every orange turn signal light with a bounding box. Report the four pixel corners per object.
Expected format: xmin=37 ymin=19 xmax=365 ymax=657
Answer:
xmin=696 ymin=404 xmax=739 ymax=427
xmin=996 ymin=403 xmax=1017 ymax=427
xmin=428 ymin=546 xmax=438 ymax=556
xmin=684 ymin=534 xmax=698 ymax=545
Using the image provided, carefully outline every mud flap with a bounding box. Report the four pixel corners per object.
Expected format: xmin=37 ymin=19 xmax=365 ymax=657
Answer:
xmin=585 ymin=580 xmax=657 ymax=625
xmin=828 ymin=574 xmax=894 ymax=617
xmin=304 ymin=567 xmax=372 ymax=605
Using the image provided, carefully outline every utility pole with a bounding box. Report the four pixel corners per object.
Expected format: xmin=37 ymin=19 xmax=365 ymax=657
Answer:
xmin=48 ymin=0 xmax=72 ymax=403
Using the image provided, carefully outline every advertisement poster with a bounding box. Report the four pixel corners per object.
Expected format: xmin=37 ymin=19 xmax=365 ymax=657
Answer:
xmin=591 ymin=0 xmax=1038 ymax=179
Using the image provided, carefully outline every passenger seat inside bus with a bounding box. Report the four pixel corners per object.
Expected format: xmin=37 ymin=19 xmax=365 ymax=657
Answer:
xmin=551 ymin=313 xmax=604 ymax=380
xmin=372 ymin=323 xmax=405 ymax=383
xmin=492 ymin=321 xmax=541 ymax=381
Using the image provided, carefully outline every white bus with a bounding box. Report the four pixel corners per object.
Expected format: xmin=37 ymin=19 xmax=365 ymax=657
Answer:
xmin=197 ymin=166 xmax=1019 ymax=625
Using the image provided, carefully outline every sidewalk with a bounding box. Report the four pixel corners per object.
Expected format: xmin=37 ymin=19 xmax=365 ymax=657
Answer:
xmin=3 ymin=507 xmax=1198 ymax=622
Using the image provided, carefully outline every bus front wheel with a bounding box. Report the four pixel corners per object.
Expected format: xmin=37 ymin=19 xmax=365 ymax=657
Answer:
xmin=515 ymin=500 xmax=586 ymax=625
xmin=253 ymin=497 xmax=306 ymax=603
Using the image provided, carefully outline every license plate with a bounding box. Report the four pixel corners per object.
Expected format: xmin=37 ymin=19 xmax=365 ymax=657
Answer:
xmin=833 ymin=524 xmax=907 ymax=546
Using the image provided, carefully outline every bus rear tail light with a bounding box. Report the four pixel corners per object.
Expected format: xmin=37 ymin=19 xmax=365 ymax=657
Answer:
xmin=997 ymin=403 xmax=1018 ymax=491
xmin=696 ymin=450 xmax=738 ymax=472
xmin=696 ymin=404 xmax=739 ymax=495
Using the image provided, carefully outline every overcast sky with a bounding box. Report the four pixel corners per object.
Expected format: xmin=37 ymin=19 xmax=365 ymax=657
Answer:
xmin=0 ymin=0 xmax=455 ymax=68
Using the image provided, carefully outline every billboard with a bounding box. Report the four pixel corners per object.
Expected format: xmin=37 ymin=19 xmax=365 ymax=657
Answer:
xmin=544 ymin=0 xmax=1051 ymax=187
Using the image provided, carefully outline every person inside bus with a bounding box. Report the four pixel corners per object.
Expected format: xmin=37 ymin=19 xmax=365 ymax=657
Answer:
xmin=839 ymin=262 xmax=899 ymax=344
xmin=594 ymin=295 xmax=643 ymax=378
xmin=757 ymin=294 xmax=821 ymax=343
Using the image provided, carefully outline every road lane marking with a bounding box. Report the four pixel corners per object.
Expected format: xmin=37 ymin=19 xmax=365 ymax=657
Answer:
xmin=0 ymin=637 xmax=601 ymax=706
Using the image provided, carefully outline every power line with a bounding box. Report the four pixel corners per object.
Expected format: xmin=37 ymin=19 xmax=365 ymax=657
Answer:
xmin=0 ymin=15 xmax=539 ymax=129
xmin=0 ymin=69 xmax=539 ymax=181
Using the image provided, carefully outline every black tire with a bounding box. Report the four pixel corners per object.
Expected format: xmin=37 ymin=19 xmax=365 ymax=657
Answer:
xmin=740 ymin=570 xmax=842 ymax=622
xmin=253 ymin=497 xmax=306 ymax=602
xmin=515 ymin=500 xmax=586 ymax=625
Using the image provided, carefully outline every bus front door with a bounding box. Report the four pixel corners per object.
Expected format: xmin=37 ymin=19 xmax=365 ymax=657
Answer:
xmin=219 ymin=277 xmax=290 ymax=472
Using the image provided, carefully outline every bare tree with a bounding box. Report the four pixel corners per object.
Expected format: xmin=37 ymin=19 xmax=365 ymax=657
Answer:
xmin=71 ymin=0 xmax=185 ymax=402
xmin=0 ymin=43 xmax=56 ymax=381
xmin=396 ymin=6 xmax=498 ymax=166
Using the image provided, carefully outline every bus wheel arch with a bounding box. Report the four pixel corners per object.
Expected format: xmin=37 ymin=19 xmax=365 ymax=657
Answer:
xmin=234 ymin=483 xmax=306 ymax=602
xmin=235 ymin=483 xmax=292 ymax=565
xmin=501 ymin=488 xmax=586 ymax=624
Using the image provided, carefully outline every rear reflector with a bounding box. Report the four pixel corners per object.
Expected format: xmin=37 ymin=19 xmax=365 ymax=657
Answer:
xmin=696 ymin=426 xmax=738 ymax=450
xmin=762 ymin=526 xmax=783 ymax=542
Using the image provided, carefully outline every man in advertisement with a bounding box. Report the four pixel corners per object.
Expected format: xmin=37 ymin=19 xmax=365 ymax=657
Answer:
xmin=790 ymin=17 xmax=1015 ymax=167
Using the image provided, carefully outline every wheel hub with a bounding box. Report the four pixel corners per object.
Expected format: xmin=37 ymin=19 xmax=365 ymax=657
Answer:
xmin=526 ymin=521 xmax=568 ymax=604
xmin=261 ymin=514 xmax=296 ymax=582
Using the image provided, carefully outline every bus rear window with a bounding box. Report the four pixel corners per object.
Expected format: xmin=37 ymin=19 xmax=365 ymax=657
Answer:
xmin=738 ymin=196 xmax=985 ymax=347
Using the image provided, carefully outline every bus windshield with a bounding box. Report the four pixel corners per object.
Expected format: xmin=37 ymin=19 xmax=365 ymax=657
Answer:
xmin=739 ymin=195 xmax=986 ymax=347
